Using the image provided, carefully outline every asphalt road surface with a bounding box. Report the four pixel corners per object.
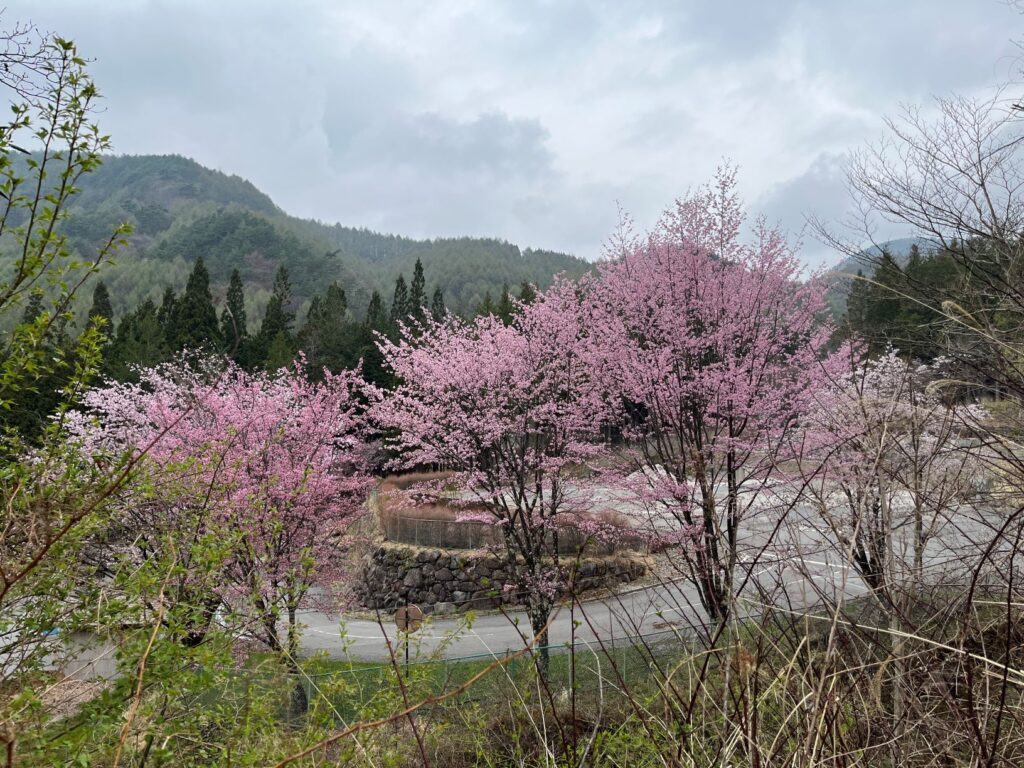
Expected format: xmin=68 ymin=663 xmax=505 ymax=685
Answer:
xmin=297 ymin=493 xmax=1002 ymax=662
xmin=55 ymin=495 xmax=1000 ymax=676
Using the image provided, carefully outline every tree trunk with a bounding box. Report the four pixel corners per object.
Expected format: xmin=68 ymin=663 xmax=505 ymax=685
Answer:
xmin=285 ymin=604 xmax=307 ymax=719
xmin=530 ymin=602 xmax=552 ymax=681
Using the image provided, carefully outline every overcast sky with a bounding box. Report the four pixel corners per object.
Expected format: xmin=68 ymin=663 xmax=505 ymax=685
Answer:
xmin=7 ymin=1 xmax=1021 ymax=265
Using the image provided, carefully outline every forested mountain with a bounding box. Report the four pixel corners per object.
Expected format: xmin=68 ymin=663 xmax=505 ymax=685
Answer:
xmin=831 ymin=238 xmax=981 ymax=360
xmin=54 ymin=154 xmax=589 ymax=322
xmin=292 ymin=221 xmax=589 ymax=312
xmin=825 ymin=237 xmax=937 ymax=316
xmin=830 ymin=237 xmax=937 ymax=278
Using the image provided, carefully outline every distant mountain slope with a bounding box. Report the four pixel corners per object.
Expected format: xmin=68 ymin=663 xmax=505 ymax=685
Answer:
xmin=831 ymin=237 xmax=938 ymax=278
xmin=826 ymin=237 xmax=939 ymax=316
xmin=295 ymin=221 xmax=591 ymax=311
xmin=58 ymin=154 xmax=590 ymax=320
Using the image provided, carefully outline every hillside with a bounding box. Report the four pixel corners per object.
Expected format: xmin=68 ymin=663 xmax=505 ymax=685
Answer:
xmin=59 ymin=154 xmax=591 ymax=322
xmin=825 ymin=237 xmax=937 ymax=316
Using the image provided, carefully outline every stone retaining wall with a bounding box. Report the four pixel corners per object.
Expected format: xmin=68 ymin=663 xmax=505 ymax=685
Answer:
xmin=357 ymin=543 xmax=647 ymax=615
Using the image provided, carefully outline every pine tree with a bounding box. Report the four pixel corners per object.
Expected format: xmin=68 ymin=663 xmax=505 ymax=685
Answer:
xmin=358 ymin=290 xmax=392 ymax=388
xmin=430 ymin=287 xmax=446 ymax=321
xmin=88 ymin=281 xmax=114 ymax=335
xmin=174 ymin=258 xmax=221 ymax=351
xmin=220 ymin=268 xmax=248 ymax=351
xmin=322 ymin=282 xmax=348 ymax=325
xmin=263 ymin=330 xmax=294 ymax=372
xmin=259 ymin=266 xmax=295 ymax=340
xmin=409 ymin=258 xmax=427 ymax=322
xmin=390 ymin=274 xmax=410 ymax=330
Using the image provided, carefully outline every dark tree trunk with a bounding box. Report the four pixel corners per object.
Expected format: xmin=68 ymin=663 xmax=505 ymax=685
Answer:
xmin=530 ymin=601 xmax=552 ymax=681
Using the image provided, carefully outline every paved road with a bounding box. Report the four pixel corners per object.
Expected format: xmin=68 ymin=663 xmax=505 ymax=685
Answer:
xmin=297 ymin=570 xmax=869 ymax=662
xmin=297 ymin=493 xmax=1003 ymax=662
xmin=299 ymin=506 xmax=876 ymax=662
xmin=56 ymin=496 xmax=999 ymax=675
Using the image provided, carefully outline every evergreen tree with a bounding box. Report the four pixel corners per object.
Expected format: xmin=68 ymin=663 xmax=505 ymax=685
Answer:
xmin=8 ymin=288 xmax=70 ymax=434
xmin=20 ymin=290 xmax=44 ymax=324
xmin=322 ymin=282 xmax=348 ymax=323
xmin=259 ymin=265 xmax=295 ymax=340
xmin=844 ymin=270 xmax=870 ymax=339
xmin=174 ymin=257 xmax=221 ymax=351
xmin=475 ymin=291 xmax=495 ymax=318
xmin=157 ymin=286 xmax=178 ymax=350
xmin=220 ymin=268 xmax=248 ymax=352
xmin=430 ymin=287 xmax=446 ymax=321
xmin=255 ymin=265 xmax=295 ymax=368
xmin=263 ymin=330 xmax=294 ymax=372
xmin=304 ymin=296 xmax=324 ymax=330
xmin=105 ymin=299 xmax=164 ymax=381
xmin=88 ymin=281 xmax=114 ymax=334
xmin=518 ymin=281 xmax=537 ymax=305
xmin=390 ymin=274 xmax=410 ymax=330
xmin=497 ymin=283 xmax=514 ymax=325
xmin=297 ymin=282 xmax=349 ymax=374
xmin=366 ymin=290 xmax=388 ymax=332
xmin=358 ymin=290 xmax=392 ymax=388
xmin=842 ymin=246 xmax=955 ymax=361
xmin=409 ymin=258 xmax=427 ymax=322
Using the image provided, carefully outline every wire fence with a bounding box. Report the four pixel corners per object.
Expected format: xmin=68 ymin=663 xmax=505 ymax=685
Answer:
xmin=293 ymin=626 xmax=696 ymax=724
xmin=239 ymin=571 xmax=1024 ymax=727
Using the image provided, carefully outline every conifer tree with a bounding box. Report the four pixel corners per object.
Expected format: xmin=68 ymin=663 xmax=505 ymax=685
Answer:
xmin=259 ymin=265 xmax=295 ymax=340
xmin=105 ymin=299 xmax=164 ymax=381
xmin=475 ymin=290 xmax=495 ymax=318
xmin=322 ymin=282 xmax=348 ymax=325
xmin=220 ymin=268 xmax=248 ymax=352
xmin=264 ymin=330 xmax=294 ymax=372
xmin=21 ymin=290 xmax=44 ymax=324
xmin=297 ymin=282 xmax=349 ymax=373
xmin=390 ymin=274 xmax=410 ymax=330
xmin=366 ymin=290 xmax=388 ymax=332
xmin=88 ymin=281 xmax=114 ymax=335
xmin=174 ymin=257 xmax=221 ymax=351
xmin=256 ymin=265 xmax=295 ymax=369
xmin=430 ymin=287 xmax=446 ymax=321
xmin=497 ymin=283 xmax=514 ymax=325
xmin=518 ymin=281 xmax=537 ymax=305
xmin=409 ymin=258 xmax=427 ymax=322
xmin=358 ymin=290 xmax=392 ymax=388
xmin=157 ymin=286 xmax=177 ymax=349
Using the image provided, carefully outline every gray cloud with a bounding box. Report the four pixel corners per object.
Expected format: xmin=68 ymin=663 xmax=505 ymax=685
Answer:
xmin=4 ymin=0 xmax=1021 ymax=261
xmin=756 ymin=153 xmax=851 ymax=268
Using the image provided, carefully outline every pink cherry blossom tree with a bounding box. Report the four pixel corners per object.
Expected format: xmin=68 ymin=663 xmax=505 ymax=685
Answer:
xmin=67 ymin=357 xmax=372 ymax=666
xmin=374 ymin=279 xmax=612 ymax=672
xmin=587 ymin=166 xmax=841 ymax=625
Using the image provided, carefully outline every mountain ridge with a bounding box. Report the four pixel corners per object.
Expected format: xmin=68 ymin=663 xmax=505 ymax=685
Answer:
xmin=60 ymin=153 xmax=591 ymax=322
